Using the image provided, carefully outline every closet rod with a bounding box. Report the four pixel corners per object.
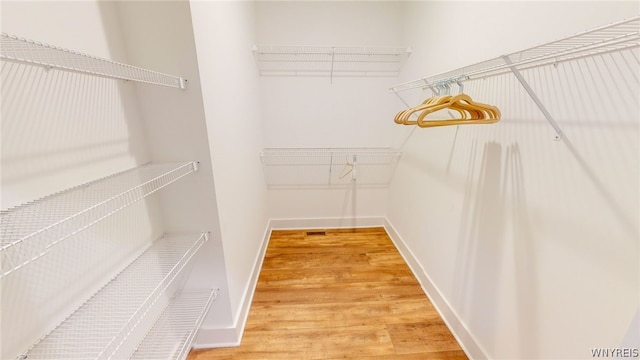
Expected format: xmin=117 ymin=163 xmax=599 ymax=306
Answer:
xmin=253 ymin=45 xmax=411 ymax=56
xmin=253 ymin=50 xmax=406 ymax=56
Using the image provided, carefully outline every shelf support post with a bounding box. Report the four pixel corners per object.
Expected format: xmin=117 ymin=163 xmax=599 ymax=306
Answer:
xmin=502 ymin=55 xmax=563 ymax=140
xmin=393 ymin=91 xmax=411 ymax=108
xmin=330 ymin=47 xmax=335 ymax=84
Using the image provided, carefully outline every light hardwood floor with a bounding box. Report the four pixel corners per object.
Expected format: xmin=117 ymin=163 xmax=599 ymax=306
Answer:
xmin=188 ymin=227 xmax=467 ymax=360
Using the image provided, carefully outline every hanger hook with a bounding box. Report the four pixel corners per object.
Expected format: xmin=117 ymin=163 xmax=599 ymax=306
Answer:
xmin=455 ymin=76 xmax=465 ymax=94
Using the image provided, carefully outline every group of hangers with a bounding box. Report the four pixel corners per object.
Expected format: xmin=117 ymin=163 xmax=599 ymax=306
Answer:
xmin=394 ymin=80 xmax=501 ymax=128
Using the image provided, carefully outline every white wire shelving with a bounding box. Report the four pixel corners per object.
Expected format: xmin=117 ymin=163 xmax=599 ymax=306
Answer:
xmin=260 ymin=148 xmax=402 ymax=188
xmin=390 ymin=16 xmax=639 ymax=93
xmin=18 ymin=232 xmax=208 ymax=360
xmin=1 ymin=33 xmax=187 ymax=89
xmin=253 ymin=45 xmax=412 ymax=79
xmin=389 ymin=16 xmax=640 ymax=139
xmin=131 ymin=289 xmax=218 ymax=360
xmin=0 ymin=161 xmax=199 ymax=279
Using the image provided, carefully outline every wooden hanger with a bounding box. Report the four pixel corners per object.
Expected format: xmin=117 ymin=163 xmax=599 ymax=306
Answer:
xmin=394 ymin=95 xmax=452 ymax=125
xmin=394 ymin=95 xmax=440 ymax=124
xmin=395 ymin=92 xmax=500 ymax=128
xmin=416 ymin=95 xmax=501 ymax=127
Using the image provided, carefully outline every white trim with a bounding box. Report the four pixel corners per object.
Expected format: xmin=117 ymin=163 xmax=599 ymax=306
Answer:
xmin=270 ymin=216 xmax=385 ymax=230
xmin=233 ymin=223 xmax=273 ymax=341
xmin=383 ymin=218 xmax=488 ymax=360
xmin=192 ymin=221 xmax=273 ymax=349
xmin=191 ymin=326 xmax=240 ymax=349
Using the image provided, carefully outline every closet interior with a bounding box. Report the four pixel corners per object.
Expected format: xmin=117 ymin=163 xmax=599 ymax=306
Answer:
xmin=1 ymin=2 xmax=638 ymax=360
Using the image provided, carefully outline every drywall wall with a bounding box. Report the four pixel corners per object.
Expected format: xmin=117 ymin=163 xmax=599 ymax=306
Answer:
xmin=113 ymin=0 xmax=236 ymax=333
xmin=0 ymin=1 xmax=163 ymax=358
xmin=255 ymin=1 xmax=405 ymax=221
xmin=118 ymin=1 xmax=241 ymax=334
xmin=189 ymin=0 xmax=270 ymax=343
xmin=1 ymin=0 xmax=148 ymax=208
xmin=387 ymin=2 xmax=639 ymax=359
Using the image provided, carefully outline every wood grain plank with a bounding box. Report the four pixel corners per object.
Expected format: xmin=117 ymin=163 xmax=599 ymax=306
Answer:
xmin=251 ymin=282 xmax=427 ymax=305
xmin=187 ymin=227 xmax=467 ymax=360
xmin=245 ymin=299 xmax=440 ymax=331
xmin=257 ymin=265 xmax=416 ymax=286
xmin=236 ymin=325 xmax=396 ymax=358
xmin=387 ymin=322 xmax=466 ymax=354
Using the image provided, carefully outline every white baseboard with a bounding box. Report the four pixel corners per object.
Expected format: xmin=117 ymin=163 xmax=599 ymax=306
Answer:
xmin=192 ymin=221 xmax=273 ymax=349
xmin=383 ymin=218 xmax=488 ymax=360
xmin=233 ymin=223 xmax=273 ymax=340
xmin=270 ymin=216 xmax=385 ymax=230
xmin=192 ymin=326 xmax=240 ymax=349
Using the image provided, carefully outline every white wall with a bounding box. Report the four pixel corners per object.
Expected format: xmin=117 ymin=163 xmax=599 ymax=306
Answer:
xmin=256 ymin=1 xmax=405 ymax=221
xmin=1 ymin=0 xmax=148 ymax=208
xmin=189 ymin=0 xmax=270 ymax=343
xmin=113 ymin=0 xmax=236 ymax=333
xmin=387 ymin=2 xmax=639 ymax=359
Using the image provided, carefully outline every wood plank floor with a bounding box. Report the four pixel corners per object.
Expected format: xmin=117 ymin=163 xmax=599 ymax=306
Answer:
xmin=188 ymin=227 xmax=467 ymax=360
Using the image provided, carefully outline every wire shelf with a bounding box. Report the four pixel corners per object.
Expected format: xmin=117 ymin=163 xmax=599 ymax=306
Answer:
xmin=253 ymin=45 xmax=412 ymax=77
xmin=0 ymin=161 xmax=198 ymax=279
xmin=18 ymin=232 xmax=208 ymax=360
xmin=260 ymin=148 xmax=402 ymax=187
xmin=131 ymin=289 xmax=218 ymax=360
xmin=1 ymin=33 xmax=186 ymax=89
xmin=390 ymin=16 xmax=640 ymax=92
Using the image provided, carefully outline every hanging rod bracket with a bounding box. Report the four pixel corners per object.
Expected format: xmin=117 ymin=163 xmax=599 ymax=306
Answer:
xmin=455 ymin=75 xmax=468 ymax=93
xmin=502 ymin=55 xmax=563 ymax=141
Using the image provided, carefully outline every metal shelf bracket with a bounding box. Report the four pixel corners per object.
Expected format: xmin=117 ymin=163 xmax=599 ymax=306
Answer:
xmin=502 ymin=55 xmax=563 ymax=140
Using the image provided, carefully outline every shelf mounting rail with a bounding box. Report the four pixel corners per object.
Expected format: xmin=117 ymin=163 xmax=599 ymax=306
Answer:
xmin=253 ymin=45 xmax=412 ymax=79
xmin=389 ymin=16 xmax=640 ymax=139
xmin=1 ymin=33 xmax=187 ymax=89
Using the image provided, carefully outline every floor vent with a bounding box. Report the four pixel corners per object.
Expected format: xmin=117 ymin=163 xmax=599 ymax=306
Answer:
xmin=306 ymin=231 xmax=326 ymax=236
